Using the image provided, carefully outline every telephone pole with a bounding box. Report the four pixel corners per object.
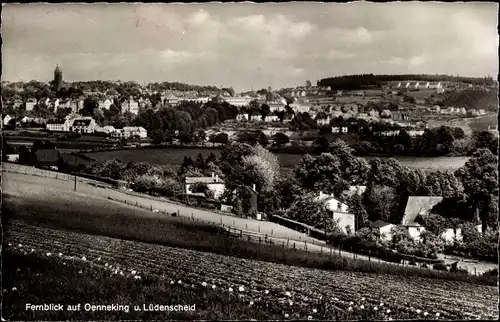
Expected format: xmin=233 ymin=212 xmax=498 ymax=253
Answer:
xmin=74 ymin=154 xmax=77 ymax=192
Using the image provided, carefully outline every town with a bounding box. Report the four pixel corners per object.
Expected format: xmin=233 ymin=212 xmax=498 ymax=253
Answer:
xmin=2 ymin=3 xmax=498 ymax=321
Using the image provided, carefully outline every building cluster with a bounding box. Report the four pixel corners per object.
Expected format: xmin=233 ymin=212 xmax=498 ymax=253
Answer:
xmin=44 ymin=114 xmax=147 ymax=138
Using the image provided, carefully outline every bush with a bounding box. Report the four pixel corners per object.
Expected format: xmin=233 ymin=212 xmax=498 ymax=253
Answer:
xmin=482 ymin=268 xmax=498 ymax=277
xmin=433 ymin=263 xmax=448 ymax=271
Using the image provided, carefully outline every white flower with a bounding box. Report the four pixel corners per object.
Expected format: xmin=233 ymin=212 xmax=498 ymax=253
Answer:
xmin=360 ymin=305 xmax=365 ymax=309
xmin=333 ymin=297 xmax=339 ymax=301
xmin=81 ymin=256 xmax=86 ymax=261
xmin=31 ymin=248 xmax=34 ymax=252
xmin=18 ymin=244 xmax=22 ymax=247
xmin=436 ymin=313 xmax=441 ymax=317
xmin=12 ymin=287 xmax=17 ymax=291
xmin=212 ymin=285 xmax=216 ymax=289
xmin=380 ymin=303 xmax=384 ymax=307
xmin=289 ymin=301 xmax=293 ymax=306
xmin=361 ymin=297 xmax=365 ymax=301
xmin=131 ymin=270 xmax=137 ymax=275
xmin=97 ymin=257 xmax=101 ymax=261
xmin=424 ymin=312 xmax=428 ymax=316
xmin=308 ymin=316 xmax=313 ymax=320
xmin=202 ymin=282 xmax=207 ymax=287
xmin=178 ymin=280 xmax=182 ymax=284
xmin=265 ymin=290 xmax=269 ymax=295
xmin=120 ymin=271 xmax=124 ymax=275
xmin=134 ymin=275 xmax=141 ymax=280
xmin=386 ymin=309 xmax=391 ymax=314
xmin=8 ymin=243 xmax=12 ymax=246
xmin=105 ymin=263 xmax=108 ymax=267
xmin=348 ymin=307 xmax=353 ymax=311
xmin=416 ymin=309 xmax=422 ymax=314
xmin=388 ymin=318 xmax=393 ymax=321
xmin=239 ymin=286 xmax=245 ymax=292
xmin=374 ymin=306 xmax=378 ymax=311
xmin=249 ymin=301 xmax=254 ymax=306
xmin=46 ymin=253 xmax=52 ymax=257
xmin=349 ymin=301 xmax=354 ymax=306
xmin=58 ymin=253 xmax=62 ymax=257
xmin=284 ymin=314 xmax=289 ymax=318
xmin=286 ymin=291 xmax=291 ymax=297
xmin=229 ymin=287 xmax=233 ymax=292
xmin=313 ymin=308 xmax=317 ymax=313
xmin=170 ymin=281 xmax=174 ymax=285
xmin=78 ymin=270 xmax=82 ymax=274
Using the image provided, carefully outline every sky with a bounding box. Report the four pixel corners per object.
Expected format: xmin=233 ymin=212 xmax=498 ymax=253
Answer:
xmin=2 ymin=2 xmax=498 ymax=92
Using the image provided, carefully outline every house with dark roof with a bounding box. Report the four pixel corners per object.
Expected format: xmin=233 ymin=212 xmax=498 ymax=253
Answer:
xmin=185 ymin=172 xmax=225 ymax=199
xmin=371 ymin=220 xmax=396 ymax=242
xmin=402 ymin=196 xmax=444 ymax=240
xmin=35 ymin=149 xmax=61 ymax=170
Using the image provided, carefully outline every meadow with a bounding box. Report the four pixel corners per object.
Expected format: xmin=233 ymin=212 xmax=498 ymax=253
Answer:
xmin=3 ymin=223 xmax=498 ymax=321
xmin=84 ymin=148 xmax=470 ymax=173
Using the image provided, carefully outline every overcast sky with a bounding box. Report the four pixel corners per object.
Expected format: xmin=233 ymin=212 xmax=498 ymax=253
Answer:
xmin=2 ymin=2 xmax=498 ymax=92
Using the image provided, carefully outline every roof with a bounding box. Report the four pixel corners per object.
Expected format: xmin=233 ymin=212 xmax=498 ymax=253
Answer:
xmin=35 ymin=149 xmax=60 ymax=165
xmin=372 ymin=220 xmax=393 ymax=228
xmin=72 ymin=119 xmax=92 ymax=126
xmin=402 ymin=196 xmax=444 ymax=225
xmin=185 ymin=176 xmax=225 ymax=184
xmin=47 ymin=118 xmax=66 ymax=125
xmin=123 ymin=126 xmax=147 ymax=132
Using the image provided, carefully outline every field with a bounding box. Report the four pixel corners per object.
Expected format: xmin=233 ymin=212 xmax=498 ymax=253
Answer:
xmin=2 ymin=222 xmax=498 ymax=320
xmin=84 ymin=148 xmax=470 ymax=173
xmin=427 ymin=114 xmax=498 ymax=135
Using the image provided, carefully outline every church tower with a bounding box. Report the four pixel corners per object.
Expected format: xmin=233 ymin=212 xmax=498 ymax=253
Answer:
xmin=54 ymin=65 xmax=63 ymax=91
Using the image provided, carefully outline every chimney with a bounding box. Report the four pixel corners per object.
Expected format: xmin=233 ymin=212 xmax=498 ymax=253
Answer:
xmin=253 ymin=183 xmax=256 ymax=191
xmin=212 ymin=172 xmax=215 ymax=178
xmin=216 ymin=174 xmax=219 ymax=183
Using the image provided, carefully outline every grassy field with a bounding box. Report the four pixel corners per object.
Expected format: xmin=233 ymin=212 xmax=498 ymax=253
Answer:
xmin=427 ymin=114 xmax=498 ymax=135
xmin=84 ymin=148 xmax=470 ymax=173
xmin=2 ymin=223 xmax=498 ymax=320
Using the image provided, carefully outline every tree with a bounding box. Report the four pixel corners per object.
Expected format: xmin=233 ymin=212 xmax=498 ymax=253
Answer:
xmin=364 ymin=185 xmax=398 ymax=223
xmin=237 ymin=131 xmax=259 ymax=146
xmin=286 ymin=193 xmax=336 ymax=231
xmin=347 ymin=193 xmax=369 ymax=229
xmin=150 ymin=129 xmax=165 ymax=145
xmin=257 ymin=131 xmax=269 ymax=147
xmin=241 ymin=145 xmax=280 ymax=193
xmin=32 ymin=140 xmax=44 ymax=153
xmin=472 ymin=131 xmax=498 ymax=155
xmin=305 ymin=80 xmax=312 ymax=88
xmin=43 ymin=140 xmax=56 ymax=149
xmin=260 ymin=104 xmax=271 ymax=120
xmin=272 ymin=133 xmax=290 ymax=148
xmin=424 ymin=170 xmax=462 ymax=198
xmin=455 ymin=148 xmax=498 ymax=230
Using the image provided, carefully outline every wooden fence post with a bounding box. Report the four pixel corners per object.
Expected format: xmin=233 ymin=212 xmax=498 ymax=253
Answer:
xmin=369 ymin=250 xmax=371 ymax=262
xmin=304 ymin=241 xmax=307 ymax=252
xmin=287 ymin=238 xmax=290 ymax=247
xmin=282 ymin=241 xmax=285 ymax=248
xmin=293 ymin=243 xmax=296 ymax=251
xmin=320 ymin=246 xmax=323 ymax=253
xmin=259 ymin=236 xmax=261 ymax=243
xmin=240 ymin=230 xmax=243 ymax=239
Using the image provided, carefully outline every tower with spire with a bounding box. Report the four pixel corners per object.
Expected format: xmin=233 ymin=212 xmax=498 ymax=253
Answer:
xmin=54 ymin=64 xmax=63 ymax=91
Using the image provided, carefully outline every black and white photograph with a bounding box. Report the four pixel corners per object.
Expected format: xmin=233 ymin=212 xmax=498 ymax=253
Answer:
xmin=1 ymin=2 xmax=499 ymax=321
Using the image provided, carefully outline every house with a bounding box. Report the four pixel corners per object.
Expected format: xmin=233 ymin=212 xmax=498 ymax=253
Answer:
xmin=372 ymin=220 xmax=396 ymax=242
xmin=478 ymin=109 xmax=486 ymax=115
xmin=332 ymin=126 xmax=348 ymax=133
xmin=112 ymin=126 xmax=148 ymax=139
xmin=46 ymin=118 xmax=72 ymax=132
xmin=428 ymin=82 xmax=443 ymax=89
xmin=35 ymin=149 xmax=61 ymax=170
xmin=314 ymin=191 xmax=355 ymax=234
xmin=290 ymin=102 xmax=310 ymax=113
xmin=121 ymin=97 xmax=139 ymax=115
xmin=98 ymin=99 xmax=113 ymax=110
xmin=401 ymin=196 xmax=444 ymax=240
xmin=380 ymin=109 xmax=392 ymax=118
xmin=236 ymin=113 xmax=249 ymax=121
xmin=70 ymin=117 xmax=97 ymax=134
xmin=95 ymin=125 xmax=116 ymax=134
xmin=25 ymin=98 xmax=37 ymax=111
xmin=21 ymin=116 xmax=33 ymax=123
xmin=3 ymin=114 xmax=12 ymax=126
xmin=6 ymin=154 xmax=20 ymax=162
xmin=264 ymin=115 xmax=279 ymax=122
xmin=316 ymin=115 xmax=331 ymax=126
xmin=240 ymin=184 xmax=259 ymax=217
xmin=13 ymin=99 xmax=23 ymax=109
xmin=268 ymin=103 xmax=286 ymax=112
xmin=185 ymin=172 xmax=225 ymax=200
xmin=342 ymin=185 xmax=367 ymax=198
xmin=250 ymin=115 xmax=263 ymax=122
xmin=440 ymin=227 xmax=463 ymax=244
xmin=223 ymin=96 xmax=253 ymax=107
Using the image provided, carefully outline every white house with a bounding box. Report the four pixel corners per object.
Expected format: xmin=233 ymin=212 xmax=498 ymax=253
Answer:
xmin=185 ymin=172 xmax=225 ymax=200
xmin=111 ymin=126 xmax=148 ymax=139
xmin=25 ymin=98 xmax=37 ymax=111
xmin=21 ymin=116 xmax=33 ymax=123
xmin=98 ymin=99 xmax=113 ymax=110
xmin=46 ymin=118 xmax=73 ymax=132
xmin=3 ymin=114 xmax=12 ymax=126
xmin=264 ymin=115 xmax=279 ymax=122
xmin=250 ymin=115 xmax=263 ymax=122
xmin=6 ymin=154 xmax=20 ymax=162
xmin=269 ymin=103 xmax=286 ymax=112
xmin=290 ymin=102 xmax=310 ymax=113
xmin=121 ymin=97 xmax=139 ymax=115
xmin=236 ymin=113 xmax=249 ymax=121
xmin=223 ymin=96 xmax=254 ymax=107
xmin=316 ymin=116 xmax=331 ymax=126
xmin=314 ymin=191 xmax=355 ymax=234
xmin=372 ymin=220 xmax=396 ymax=242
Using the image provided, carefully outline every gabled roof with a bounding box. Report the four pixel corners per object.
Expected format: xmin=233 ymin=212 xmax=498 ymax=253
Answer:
xmin=72 ymin=119 xmax=92 ymax=126
xmin=372 ymin=220 xmax=394 ymax=228
xmin=402 ymin=196 xmax=444 ymax=225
